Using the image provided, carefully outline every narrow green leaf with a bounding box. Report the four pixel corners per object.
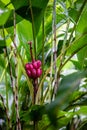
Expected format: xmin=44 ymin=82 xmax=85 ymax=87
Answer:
xmin=76 ymin=2 xmax=87 ymax=35
xmin=66 ymin=33 xmax=87 ymax=55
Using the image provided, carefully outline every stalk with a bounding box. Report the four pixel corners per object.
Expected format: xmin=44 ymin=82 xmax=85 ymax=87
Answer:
xmin=56 ymin=0 xmax=87 ymax=85
xmin=33 ymin=79 xmax=38 ymax=104
xmin=28 ymin=41 xmax=34 ymax=61
xmin=52 ymin=0 xmax=57 ymax=97
xmin=29 ymin=0 xmax=36 ymax=59
xmin=33 ymin=80 xmax=38 ymax=130
xmin=56 ymin=18 xmax=70 ymax=91
xmin=0 ymin=94 xmax=12 ymax=130
xmin=41 ymin=17 xmax=45 ymax=101
xmin=13 ymin=10 xmax=21 ymax=130
xmin=2 ymin=26 xmax=12 ymax=130
xmin=28 ymin=42 xmax=38 ymax=130
xmin=36 ymin=33 xmax=87 ymax=103
xmin=50 ymin=25 xmax=53 ymax=102
xmin=56 ymin=0 xmax=87 ymax=82
xmin=28 ymin=42 xmax=38 ymax=104
xmin=2 ymin=26 xmax=9 ymax=111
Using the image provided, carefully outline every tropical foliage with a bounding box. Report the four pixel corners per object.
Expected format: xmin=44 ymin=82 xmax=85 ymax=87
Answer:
xmin=0 ymin=0 xmax=87 ymax=130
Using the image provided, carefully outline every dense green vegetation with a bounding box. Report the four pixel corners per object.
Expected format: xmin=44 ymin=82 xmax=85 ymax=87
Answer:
xmin=0 ymin=0 xmax=87 ymax=130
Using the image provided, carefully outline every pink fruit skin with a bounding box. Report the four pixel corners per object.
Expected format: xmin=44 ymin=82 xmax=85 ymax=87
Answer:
xmin=27 ymin=70 xmax=32 ymax=77
xmin=37 ymin=60 xmax=42 ymax=68
xmin=25 ymin=63 xmax=30 ymax=70
xmin=32 ymin=62 xmax=38 ymax=69
xmin=28 ymin=64 xmax=33 ymax=70
xmin=25 ymin=60 xmax=42 ymax=79
xmin=37 ymin=69 xmax=42 ymax=77
xmin=31 ymin=69 xmax=37 ymax=79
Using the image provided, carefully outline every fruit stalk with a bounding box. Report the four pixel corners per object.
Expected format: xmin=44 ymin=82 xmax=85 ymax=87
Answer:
xmin=28 ymin=41 xmax=38 ymax=130
xmin=33 ymin=79 xmax=38 ymax=104
xmin=28 ymin=41 xmax=34 ymax=62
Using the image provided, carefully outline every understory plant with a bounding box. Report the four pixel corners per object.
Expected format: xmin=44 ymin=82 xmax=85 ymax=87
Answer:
xmin=0 ymin=0 xmax=87 ymax=130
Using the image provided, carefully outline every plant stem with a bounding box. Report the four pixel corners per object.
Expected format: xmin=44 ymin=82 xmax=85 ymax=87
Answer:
xmin=52 ymin=0 xmax=57 ymax=97
xmin=2 ymin=26 xmax=12 ymax=130
xmin=2 ymin=26 xmax=9 ymax=111
xmin=34 ymin=121 xmax=38 ymax=130
xmin=28 ymin=41 xmax=34 ymax=61
xmin=5 ymin=68 xmax=8 ymax=109
xmin=13 ymin=10 xmax=21 ymax=130
xmin=29 ymin=0 xmax=36 ymax=59
xmin=0 ymin=94 xmax=12 ymax=130
xmin=36 ymin=34 xmax=87 ymax=103
xmin=56 ymin=19 xmax=70 ymax=92
xmin=50 ymin=28 xmax=53 ymax=102
xmin=28 ymin=41 xmax=38 ymax=105
xmin=33 ymin=79 xmax=38 ymax=104
xmin=33 ymin=79 xmax=38 ymax=130
xmin=41 ymin=17 xmax=45 ymax=101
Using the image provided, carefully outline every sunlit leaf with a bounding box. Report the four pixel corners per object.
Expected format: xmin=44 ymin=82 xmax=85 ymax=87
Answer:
xmin=0 ymin=1 xmax=11 ymax=26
